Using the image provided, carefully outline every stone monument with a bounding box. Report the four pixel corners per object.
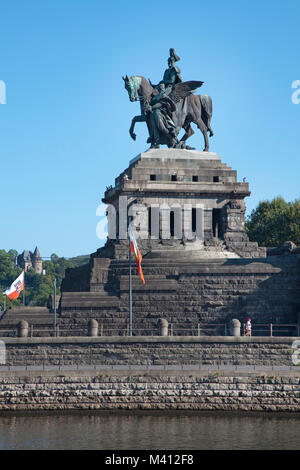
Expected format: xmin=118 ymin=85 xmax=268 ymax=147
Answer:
xmin=59 ymin=49 xmax=299 ymax=336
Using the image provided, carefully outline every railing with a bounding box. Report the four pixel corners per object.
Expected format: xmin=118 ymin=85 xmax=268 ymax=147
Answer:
xmin=0 ymin=322 xmax=298 ymax=338
xmin=241 ymin=323 xmax=299 ymax=337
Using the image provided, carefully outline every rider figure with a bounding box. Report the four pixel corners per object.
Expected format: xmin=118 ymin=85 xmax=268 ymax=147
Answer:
xmin=161 ymin=48 xmax=183 ymax=94
xmin=145 ymin=49 xmax=182 ymax=148
xmin=149 ymin=48 xmax=182 ymax=95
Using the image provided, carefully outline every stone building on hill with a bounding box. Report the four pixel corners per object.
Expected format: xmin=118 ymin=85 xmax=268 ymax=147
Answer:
xmin=17 ymin=247 xmax=43 ymax=275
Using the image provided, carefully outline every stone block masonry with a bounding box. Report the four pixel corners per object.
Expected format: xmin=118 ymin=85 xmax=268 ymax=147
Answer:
xmin=14 ymin=149 xmax=295 ymax=337
xmin=0 ymin=337 xmax=299 ymax=412
xmin=1 ymin=336 xmax=298 ymax=367
xmin=0 ymin=369 xmax=299 ymax=412
xmin=59 ymin=255 xmax=300 ymax=337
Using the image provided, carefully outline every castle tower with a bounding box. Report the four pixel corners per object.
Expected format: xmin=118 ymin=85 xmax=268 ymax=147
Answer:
xmin=32 ymin=246 xmax=43 ymax=275
xmin=17 ymin=250 xmax=32 ymax=272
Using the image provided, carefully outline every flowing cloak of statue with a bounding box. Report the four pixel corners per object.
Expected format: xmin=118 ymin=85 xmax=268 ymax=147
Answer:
xmin=148 ymin=93 xmax=177 ymax=142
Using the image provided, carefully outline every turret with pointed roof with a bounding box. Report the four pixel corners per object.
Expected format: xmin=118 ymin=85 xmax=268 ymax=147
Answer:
xmin=32 ymin=246 xmax=43 ymax=274
xmin=32 ymin=246 xmax=41 ymax=259
xmin=17 ymin=247 xmax=43 ymax=274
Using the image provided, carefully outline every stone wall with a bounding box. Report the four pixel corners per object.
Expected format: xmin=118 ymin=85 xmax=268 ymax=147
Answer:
xmin=0 ymin=307 xmax=53 ymax=337
xmin=55 ymin=149 xmax=300 ymax=336
xmin=2 ymin=337 xmax=298 ymax=367
xmin=2 ymin=254 xmax=299 ymax=338
xmin=60 ymin=255 xmax=300 ymax=336
xmin=1 ymin=338 xmax=299 ymax=412
xmin=102 ymin=149 xmax=256 ymax=258
xmin=0 ymin=370 xmax=299 ymax=412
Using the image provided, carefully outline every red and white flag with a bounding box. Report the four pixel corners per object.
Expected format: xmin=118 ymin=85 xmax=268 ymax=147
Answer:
xmin=4 ymin=272 xmax=24 ymax=301
xmin=129 ymin=224 xmax=145 ymax=284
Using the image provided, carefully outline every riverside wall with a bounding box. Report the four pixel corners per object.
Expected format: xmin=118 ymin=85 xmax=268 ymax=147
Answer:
xmin=1 ymin=336 xmax=298 ymax=367
xmin=0 ymin=369 xmax=299 ymax=413
xmin=0 ymin=337 xmax=299 ymax=412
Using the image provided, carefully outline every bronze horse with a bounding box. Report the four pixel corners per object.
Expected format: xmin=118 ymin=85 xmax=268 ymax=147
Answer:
xmin=123 ymin=75 xmax=213 ymax=151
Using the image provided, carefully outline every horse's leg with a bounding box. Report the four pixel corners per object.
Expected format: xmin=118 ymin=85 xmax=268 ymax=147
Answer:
xmin=180 ymin=121 xmax=194 ymax=142
xmin=129 ymin=115 xmax=146 ymax=140
xmin=199 ymin=95 xmax=214 ymax=137
xmin=206 ymin=118 xmax=214 ymax=137
xmin=195 ymin=119 xmax=209 ymax=152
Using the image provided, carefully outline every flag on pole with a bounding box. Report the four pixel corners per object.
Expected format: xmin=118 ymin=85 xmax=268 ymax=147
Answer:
xmin=129 ymin=224 xmax=145 ymax=284
xmin=4 ymin=272 xmax=24 ymax=301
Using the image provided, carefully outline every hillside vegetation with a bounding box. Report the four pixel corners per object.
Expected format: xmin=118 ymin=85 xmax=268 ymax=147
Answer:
xmin=0 ymin=251 xmax=89 ymax=309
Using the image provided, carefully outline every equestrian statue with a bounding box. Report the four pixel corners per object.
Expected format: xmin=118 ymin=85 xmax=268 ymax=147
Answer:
xmin=123 ymin=48 xmax=214 ymax=151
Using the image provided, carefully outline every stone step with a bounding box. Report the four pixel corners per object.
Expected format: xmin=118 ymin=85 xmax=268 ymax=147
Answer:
xmin=0 ymin=311 xmax=53 ymax=325
xmin=1 ymin=314 xmax=53 ymax=320
xmin=60 ymin=292 xmax=120 ymax=309
xmin=119 ymin=276 xmax=178 ymax=292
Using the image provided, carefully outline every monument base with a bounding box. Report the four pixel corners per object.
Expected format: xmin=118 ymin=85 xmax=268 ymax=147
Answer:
xmin=60 ymin=253 xmax=299 ymax=336
xmin=57 ymin=149 xmax=300 ymax=336
xmin=100 ymin=147 xmax=266 ymax=260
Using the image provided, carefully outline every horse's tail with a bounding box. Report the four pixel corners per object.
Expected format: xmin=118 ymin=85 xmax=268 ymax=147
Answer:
xmin=200 ymin=94 xmax=213 ymax=127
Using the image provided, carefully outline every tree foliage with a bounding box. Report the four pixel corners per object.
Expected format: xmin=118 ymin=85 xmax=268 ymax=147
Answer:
xmin=245 ymin=197 xmax=300 ymax=247
xmin=0 ymin=251 xmax=89 ymax=309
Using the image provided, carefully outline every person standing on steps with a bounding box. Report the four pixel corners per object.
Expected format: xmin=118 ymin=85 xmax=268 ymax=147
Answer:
xmin=245 ymin=318 xmax=252 ymax=336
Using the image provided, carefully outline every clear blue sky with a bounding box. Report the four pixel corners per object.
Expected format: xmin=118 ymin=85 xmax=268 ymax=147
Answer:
xmin=0 ymin=0 xmax=299 ymax=258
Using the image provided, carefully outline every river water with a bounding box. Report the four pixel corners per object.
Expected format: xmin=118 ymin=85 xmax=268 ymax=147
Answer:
xmin=0 ymin=412 xmax=299 ymax=450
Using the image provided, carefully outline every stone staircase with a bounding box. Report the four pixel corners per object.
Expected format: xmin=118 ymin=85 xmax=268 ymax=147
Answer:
xmin=58 ymin=255 xmax=299 ymax=336
xmin=0 ymin=307 xmax=53 ymax=337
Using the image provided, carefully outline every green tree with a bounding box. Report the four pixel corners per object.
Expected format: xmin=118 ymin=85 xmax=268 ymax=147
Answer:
xmin=245 ymin=197 xmax=300 ymax=247
xmin=0 ymin=249 xmax=89 ymax=309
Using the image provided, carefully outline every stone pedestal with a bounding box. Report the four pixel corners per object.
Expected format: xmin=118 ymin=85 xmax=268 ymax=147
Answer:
xmin=17 ymin=320 xmax=29 ymax=338
xmin=230 ymin=319 xmax=241 ymax=337
xmin=99 ymin=148 xmax=265 ymax=260
xmin=58 ymin=148 xmax=300 ymax=337
xmin=158 ymin=318 xmax=169 ymax=336
xmin=88 ymin=319 xmax=99 ymax=337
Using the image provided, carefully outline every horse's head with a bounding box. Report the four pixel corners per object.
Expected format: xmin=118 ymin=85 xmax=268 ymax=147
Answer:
xmin=122 ymin=75 xmax=142 ymax=102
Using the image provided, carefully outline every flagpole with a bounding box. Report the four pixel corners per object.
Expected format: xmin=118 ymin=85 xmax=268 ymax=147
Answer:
xmin=129 ymin=239 xmax=132 ymax=337
xmin=54 ymin=278 xmax=57 ymax=337
xmin=23 ymin=271 xmax=25 ymax=306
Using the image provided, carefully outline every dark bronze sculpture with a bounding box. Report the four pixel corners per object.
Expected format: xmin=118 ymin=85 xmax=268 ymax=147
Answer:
xmin=123 ymin=49 xmax=213 ymax=151
xmin=144 ymin=83 xmax=177 ymax=148
xmin=150 ymin=48 xmax=183 ymax=93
